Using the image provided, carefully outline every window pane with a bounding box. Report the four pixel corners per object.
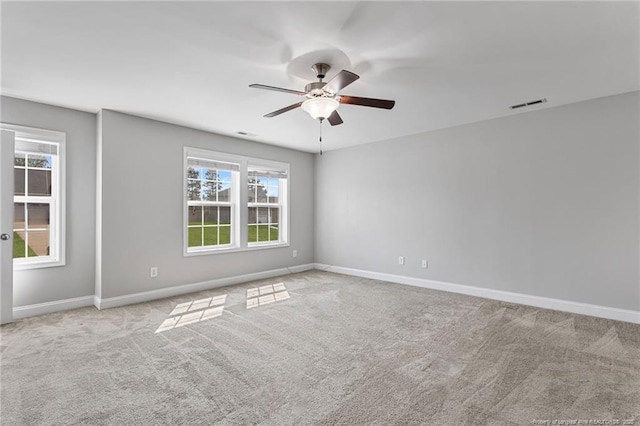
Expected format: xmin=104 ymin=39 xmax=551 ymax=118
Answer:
xmin=204 ymin=168 xmax=218 ymax=182
xmin=188 ymin=227 xmax=203 ymax=247
xmin=27 ymin=154 xmax=51 ymax=169
xmin=218 ymin=170 xmax=231 ymax=184
xmin=267 ymin=183 xmax=279 ymax=203
xmin=219 ymin=226 xmax=231 ymax=244
xmin=188 ymin=206 xmax=202 ymax=225
xmin=248 ymin=207 xmax=257 ymax=224
xmin=14 ymin=169 xmax=25 ymax=196
xmin=203 ymin=181 xmax=217 ymax=201
xmin=203 ymin=226 xmax=218 ymax=246
xmin=269 ymin=208 xmax=279 ymax=224
xmin=248 ymin=182 xmax=256 ymax=202
xmin=269 ymin=226 xmax=279 ymax=241
xmin=219 ymin=206 xmax=231 ymax=224
xmin=13 ymin=232 xmax=26 ymax=258
xmin=203 ymin=206 xmax=218 ymax=224
xmin=248 ymin=225 xmax=258 ymax=243
xmin=256 ymin=181 xmax=268 ymax=202
xmin=257 ymin=207 xmax=268 ymax=224
xmin=187 ymin=166 xmax=200 ymax=178
xmin=13 ymin=204 xmax=28 ymax=258
xmin=27 ymin=203 xmax=50 ymax=228
xmin=28 ymin=169 xmax=52 ymax=196
xmin=26 ymin=230 xmax=49 ymax=257
xmin=14 ymin=153 xmax=25 ymax=167
xmin=14 ymin=203 xmax=25 ymax=229
xmin=217 ymin=185 xmax=230 ymax=202
xmin=259 ymin=225 xmax=271 ymax=242
xmin=249 ymin=177 xmax=269 ymax=203
xmin=187 ymin=179 xmax=201 ymax=201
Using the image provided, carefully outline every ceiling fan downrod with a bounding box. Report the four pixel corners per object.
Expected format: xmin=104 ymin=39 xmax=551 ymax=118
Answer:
xmin=312 ymin=63 xmax=330 ymax=81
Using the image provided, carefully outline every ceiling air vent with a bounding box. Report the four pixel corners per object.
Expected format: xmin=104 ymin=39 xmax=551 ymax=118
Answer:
xmin=510 ymin=98 xmax=547 ymax=110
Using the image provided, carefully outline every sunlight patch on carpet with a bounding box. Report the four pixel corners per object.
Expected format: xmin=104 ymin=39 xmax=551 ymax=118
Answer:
xmin=156 ymin=295 xmax=227 ymax=333
xmin=246 ymin=283 xmax=289 ymax=309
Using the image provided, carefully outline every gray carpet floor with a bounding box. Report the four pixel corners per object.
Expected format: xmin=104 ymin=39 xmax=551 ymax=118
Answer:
xmin=1 ymin=270 xmax=639 ymax=425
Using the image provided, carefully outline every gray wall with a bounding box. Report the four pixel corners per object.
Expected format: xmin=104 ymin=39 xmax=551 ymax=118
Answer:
xmin=1 ymin=96 xmax=97 ymax=306
xmin=315 ymin=91 xmax=640 ymax=311
xmin=3 ymin=92 xmax=637 ymax=314
xmin=98 ymin=110 xmax=314 ymax=299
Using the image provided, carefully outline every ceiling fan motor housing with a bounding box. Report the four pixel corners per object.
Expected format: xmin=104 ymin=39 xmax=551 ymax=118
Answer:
xmin=305 ymin=81 xmax=330 ymax=96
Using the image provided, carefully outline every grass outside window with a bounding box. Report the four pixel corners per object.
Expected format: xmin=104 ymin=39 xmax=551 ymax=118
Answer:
xmin=13 ymin=232 xmax=37 ymax=258
xmin=188 ymin=223 xmax=232 ymax=247
xmin=248 ymin=225 xmax=279 ymax=243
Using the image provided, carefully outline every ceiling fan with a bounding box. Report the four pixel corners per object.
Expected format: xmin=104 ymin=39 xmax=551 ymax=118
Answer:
xmin=249 ymin=63 xmax=395 ymax=126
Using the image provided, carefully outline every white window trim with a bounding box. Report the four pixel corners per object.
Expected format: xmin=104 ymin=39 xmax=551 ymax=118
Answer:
xmin=183 ymin=147 xmax=289 ymax=256
xmin=184 ymin=147 xmax=241 ymax=255
xmin=0 ymin=123 xmax=66 ymax=270
xmin=247 ymin=160 xmax=289 ymax=248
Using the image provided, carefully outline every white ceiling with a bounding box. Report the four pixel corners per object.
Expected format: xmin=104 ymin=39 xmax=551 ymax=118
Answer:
xmin=1 ymin=1 xmax=638 ymax=153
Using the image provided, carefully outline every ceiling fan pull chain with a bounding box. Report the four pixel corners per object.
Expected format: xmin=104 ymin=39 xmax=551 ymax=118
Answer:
xmin=319 ymin=118 xmax=323 ymax=155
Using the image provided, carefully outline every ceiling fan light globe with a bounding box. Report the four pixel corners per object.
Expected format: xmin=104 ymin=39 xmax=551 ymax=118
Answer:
xmin=301 ymin=97 xmax=339 ymax=120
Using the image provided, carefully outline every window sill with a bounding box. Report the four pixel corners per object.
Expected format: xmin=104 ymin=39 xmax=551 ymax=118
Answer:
xmin=14 ymin=258 xmax=65 ymax=271
xmin=184 ymin=242 xmax=289 ymax=257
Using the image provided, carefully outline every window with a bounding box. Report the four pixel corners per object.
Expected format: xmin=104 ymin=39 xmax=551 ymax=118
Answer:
xmin=248 ymin=165 xmax=288 ymax=246
xmin=184 ymin=148 xmax=288 ymax=255
xmin=185 ymin=152 xmax=240 ymax=252
xmin=1 ymin=124 xmax=65 ymax=269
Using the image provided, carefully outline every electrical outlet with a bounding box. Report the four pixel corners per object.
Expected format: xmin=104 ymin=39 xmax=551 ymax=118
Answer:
xmin=421 ymin=260 xmax=428 ymax=269
xmin=293 ymin=250 xmax=298 ymax=258
xmin=150 ymin=267 xmax=158 ymax=278
xmin=398 ymin=256 xmax=405 ymax=265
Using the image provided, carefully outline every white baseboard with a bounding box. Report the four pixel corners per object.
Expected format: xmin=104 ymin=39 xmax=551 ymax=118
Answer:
xmin=13 ymin=295 xmax=95 ymax=320
xmin=314 ymin=264 xmax=640 ymax=325
xmin=95 ymin=263 xmax=315 ymax=310
xmin=13 ymin=263 xmax=638 ymax=325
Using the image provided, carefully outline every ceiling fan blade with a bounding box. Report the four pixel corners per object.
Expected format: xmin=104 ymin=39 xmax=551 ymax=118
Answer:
xmin=339 ymin=95 xmax=395 ymax=110
xmin=323 ymin=70 xmax=359 ymax=93
xmin=249 ymin=84 xmax=306 ymax=96
xmin=327 ymin=110 xmax=343 ymax=126
xmin=264 ymin=102 xmax=303 ymax=118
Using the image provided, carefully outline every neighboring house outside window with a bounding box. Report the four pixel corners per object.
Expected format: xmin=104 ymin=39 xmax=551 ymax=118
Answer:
xmin=1 ymin=124 xmax=66 ymax=270
xmin=184 ymin=147 xmax=288 ymax=255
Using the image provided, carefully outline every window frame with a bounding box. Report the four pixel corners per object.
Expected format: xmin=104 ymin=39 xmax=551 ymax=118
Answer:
xmin=1 ymin=123 xmax=66 ymax=270
xmin=183 ymin=147 xmax=289 ymax=256
xmin=247 ymin=162 xmax=289 ymax=248
xmin=184 ymin=148 xmax=241 ymax=255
